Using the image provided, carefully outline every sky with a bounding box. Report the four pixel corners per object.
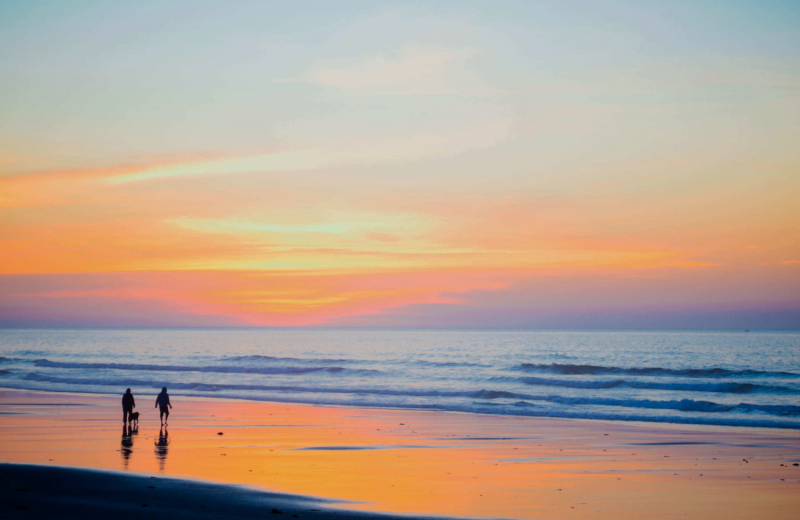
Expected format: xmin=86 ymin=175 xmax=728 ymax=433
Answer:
xmin=1 ymin=0 xmax=799 ymax=329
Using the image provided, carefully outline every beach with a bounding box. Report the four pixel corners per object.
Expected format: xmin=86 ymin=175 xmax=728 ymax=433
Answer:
xmin=3 ymin=0 xmax=800 ymax=518
xmin=2 ymin=389 xmax=799 ymax=519
xmin=2 ymin=463 xmax=378 ymax=520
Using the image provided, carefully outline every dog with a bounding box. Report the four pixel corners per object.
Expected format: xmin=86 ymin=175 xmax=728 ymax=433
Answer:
xmin=129 ymin=411 xmax=140 ymax=427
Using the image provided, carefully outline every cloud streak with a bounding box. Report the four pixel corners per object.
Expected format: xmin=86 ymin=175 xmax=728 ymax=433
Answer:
xmin=106 ymin=118 xmax=512 ymax=184
xmin=307 ymin=43 xmax=499 ymax=96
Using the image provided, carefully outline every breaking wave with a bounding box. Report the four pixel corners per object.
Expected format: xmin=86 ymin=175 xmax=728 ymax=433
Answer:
xmin=517 ymin=376 xmax=795 ymax=394
xmin=513 ymin=363 xmax=799 ymax=379
xmin=32 ymin=359 xmax=380 ymax=376
xmin=15 ymin=373 xmax=800 ymax=416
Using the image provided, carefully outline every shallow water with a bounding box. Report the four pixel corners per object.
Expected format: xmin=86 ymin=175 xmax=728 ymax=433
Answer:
xmin=1 ymin=329 xmax=799 ymax=429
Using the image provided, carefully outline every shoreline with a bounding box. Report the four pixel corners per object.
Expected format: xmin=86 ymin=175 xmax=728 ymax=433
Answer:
xmin=3 ymin=329 xmax=797 ymax=432
xmin=2 ymin=389 xmax=799 ymax=519
xmin=1 ymin=384 xmax=797 ymax=432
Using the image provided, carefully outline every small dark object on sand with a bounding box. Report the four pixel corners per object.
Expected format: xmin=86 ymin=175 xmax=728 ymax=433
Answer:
xmin=271 ymin=508 xmax=283 ymax=514
xmin=218 ymin=432 xmax=224 ymax=435
xmin=743 ymin=459 xmax=748 ymax=463
xmin=794 ymin=463 xmax=799 ymax=466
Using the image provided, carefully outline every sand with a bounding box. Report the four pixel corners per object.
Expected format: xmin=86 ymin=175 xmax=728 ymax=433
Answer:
xmin=1 ymin=463 xmax=426 ymax=520
xmin=1 ymin=389 xmax=799 ymax=519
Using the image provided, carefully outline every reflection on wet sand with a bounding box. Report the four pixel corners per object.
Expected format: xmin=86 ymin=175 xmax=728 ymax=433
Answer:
xmin=120 ymin=424 xmax=136 ymax=468
xmin=155 ymin=426 xmax=169 ymax=471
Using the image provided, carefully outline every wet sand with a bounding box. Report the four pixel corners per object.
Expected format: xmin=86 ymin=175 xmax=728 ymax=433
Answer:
xmin=1 ymin=389 xmax=799 ymax=519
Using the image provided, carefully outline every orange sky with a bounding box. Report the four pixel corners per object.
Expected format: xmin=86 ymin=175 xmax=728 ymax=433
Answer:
xmin=2 ymin=151 xmax=798 ymax=328
xmin=1 ymin=2 xmax=799 ymax=328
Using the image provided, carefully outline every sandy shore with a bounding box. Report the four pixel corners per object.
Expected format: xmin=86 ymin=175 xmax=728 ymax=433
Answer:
xmin=1 ymin=389 xmax=799 ymax=519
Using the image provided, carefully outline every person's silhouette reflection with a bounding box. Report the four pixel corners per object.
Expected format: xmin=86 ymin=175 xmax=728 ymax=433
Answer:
xmin=121 ymin=424 xmax=134 ymax=468
xmin=154 ymin=425 xmax=169 ymax=472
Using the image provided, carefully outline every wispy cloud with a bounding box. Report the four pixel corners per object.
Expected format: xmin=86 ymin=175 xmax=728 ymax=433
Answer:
xmin=107 ymin=118 xmax=513 ymax=183
xmin=310 ymin=43 xmax=467 ymax=94
xmin=297 ymin=42 xmax=503 ymax=96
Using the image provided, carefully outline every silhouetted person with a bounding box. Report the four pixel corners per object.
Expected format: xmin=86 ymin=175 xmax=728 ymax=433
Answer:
xmin=155 ymin=387 xmax=172 ymax=425
xmin=122 ymin=388 xmax=135 ymax=424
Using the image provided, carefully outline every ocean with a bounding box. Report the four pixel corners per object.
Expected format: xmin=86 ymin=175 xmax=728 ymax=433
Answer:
xmin=1 ymin=329 xmax=799 ymax=429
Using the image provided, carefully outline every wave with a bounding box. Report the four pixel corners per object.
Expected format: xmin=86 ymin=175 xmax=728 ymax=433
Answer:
xmin=517 ymin=376 xmax=795 ymax=394
xmin=471 ymin=390 xmax=522 ymax=399
xmin=14 ymin=373 xmax=800 ymax=417
xmin=3 ymin=376 xmax=799 ymax=429
xmin=222 ymin=355 xmax=353 ymax=364
xmin=31 ymin=359 xmax=380 ymax=376
xmin=406 ymin=359 xmax=490 ymax=368
xmin=0 ymin=357 xmax=26 ymax=363
xmin=18 ymin=373 xmax=510 ymax=399
xmin=513 ymin=363 xmax=799 ymax=378
xmin=468 ymin=402 xmax=800 ymax=430
xmin=529 ymin=395 xmax=800 ymax=415
xmin=222 ymin=355 xmax=485 ymax=368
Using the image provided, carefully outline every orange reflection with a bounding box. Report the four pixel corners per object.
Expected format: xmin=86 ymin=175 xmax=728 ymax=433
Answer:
xmin=120 ymin=424 xmax=134 ymax=468
xmin=154 ymin=425 xmax=169 ymax=472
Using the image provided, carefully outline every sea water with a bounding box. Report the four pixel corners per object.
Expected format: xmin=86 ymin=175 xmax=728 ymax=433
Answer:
xmin=1 ymin=329 xmax=798 ymax=429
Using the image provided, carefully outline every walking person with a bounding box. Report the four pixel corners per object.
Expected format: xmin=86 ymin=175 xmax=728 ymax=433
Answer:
xmin=155 ymin=387 xmax=172 ymax=426
xmin=122 ymin=388 xmax=135 ymax=424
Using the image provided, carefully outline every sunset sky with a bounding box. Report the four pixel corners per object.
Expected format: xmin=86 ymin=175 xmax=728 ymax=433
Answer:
xmin=1 ymin=0 xmax=798 ymax=328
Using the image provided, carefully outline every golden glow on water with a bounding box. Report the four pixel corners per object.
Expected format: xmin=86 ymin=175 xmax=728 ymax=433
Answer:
xmin=1 ymin=390 xmax=798 ymax=519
